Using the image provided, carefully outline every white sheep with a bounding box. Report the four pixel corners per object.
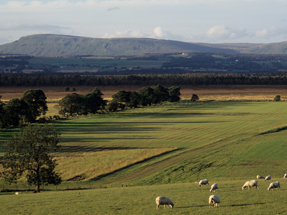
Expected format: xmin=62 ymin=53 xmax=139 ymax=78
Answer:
xmin=15 ymin=192 xmax=22 ymax=195
xmin=265 ymin=175 xmax=271 ymax=181
xmin=199 ymin=179 xmax=209 ymax=186
xmin=267 ymin=181 xmax=280 ymax=191
xmin=210 ymin=183 xmax=218 ymax=192
xmin=256 ymin=175 xmax=265 ymax=179
xmin=209 ymin=195 xmax=220 ymax=208
xmin=283 ymin=173 xmax=287 ymax=178
xmin=155 ymin=196 xmax=174 ymax=209
xmin=242 ymin=180 xmax=259 ymax=190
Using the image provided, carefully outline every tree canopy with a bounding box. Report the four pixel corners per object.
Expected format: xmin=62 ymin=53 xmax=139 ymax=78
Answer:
xmin=1 ymin=124 xmax=62 ymax=193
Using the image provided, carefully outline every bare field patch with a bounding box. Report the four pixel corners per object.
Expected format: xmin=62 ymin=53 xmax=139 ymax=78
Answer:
xmin=1 ymin=85 xmax=287 ymax=101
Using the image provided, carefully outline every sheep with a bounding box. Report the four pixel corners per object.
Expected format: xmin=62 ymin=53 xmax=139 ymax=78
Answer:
xmin=256 ymin=175 xmax=265 ymax=179
xmin=15 ymin=192 xmax=22 ymax=195
xmin=155 ymin=196 xmax=174 ymax=209
xmin=210 ymin=183 xmax=219 ymax=192
xmin=199 ymin=179 xmax=209 ymax=186
xmin=283 ymin=173 xmax=287 ymax=178
xmin=267 ymin=181 xmax=280 ymax=191
xmin=209 ymin=195 xmax=220 ymax=208
xmin=265 ymin=175 xmax=271 ymax=181
xmin=242 ymin=180 xmax=259 ymax=190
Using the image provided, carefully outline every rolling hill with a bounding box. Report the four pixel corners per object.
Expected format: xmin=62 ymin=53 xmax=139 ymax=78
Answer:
xmin=0 ymin=34 xmax=237 ymax=56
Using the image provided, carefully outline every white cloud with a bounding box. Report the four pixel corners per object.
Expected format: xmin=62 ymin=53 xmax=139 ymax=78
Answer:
xmin=255 ymin=26 xmax=287 ymax=39
xmin=206 ymin=25 xmax=247 ymax=40
xmin=102 ymin=30 xmax=146 ymax=38
xmin=153 ymin=26 xmax=163 ymax=37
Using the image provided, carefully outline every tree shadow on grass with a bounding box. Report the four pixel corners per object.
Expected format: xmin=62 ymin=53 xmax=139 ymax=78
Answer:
xmin=59 ymin=145 xmax=152 ymax=153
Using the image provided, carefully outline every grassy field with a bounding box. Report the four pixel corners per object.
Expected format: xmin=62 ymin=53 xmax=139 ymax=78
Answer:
xmin=0 ymin=181 xmax=287 ymax=214
xmin=1 ymin=100 xmax=287 ymax=214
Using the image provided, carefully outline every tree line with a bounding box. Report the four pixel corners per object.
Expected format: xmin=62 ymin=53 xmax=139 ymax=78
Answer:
xmin=0 ymin=89 xmax=47 ymax=128
xmin=0 ymin=85 xmax=181 ymax=128
xmin=57 ymin=85 xmax=180 ymax=117
xmin=2 ymin=73 xmax=287 ymax=86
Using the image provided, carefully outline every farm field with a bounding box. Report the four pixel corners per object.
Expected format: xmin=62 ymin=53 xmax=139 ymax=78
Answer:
xmin=0 ymin=181 xmax=287 ymax=214
xmin=1 ymin=99 xmax=287 ymax=214
xmin=1 ymin=85 xmax=287 ymax=101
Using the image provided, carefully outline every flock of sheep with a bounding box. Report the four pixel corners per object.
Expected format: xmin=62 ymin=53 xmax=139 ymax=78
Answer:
xmin=155 ymin=173 xmax=287 ymax=209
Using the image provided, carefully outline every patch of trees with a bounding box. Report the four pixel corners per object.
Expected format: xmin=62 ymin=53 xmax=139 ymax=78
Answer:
xmin=3 ymin=73 xmax=287 ymax=86
xmin=0 ymin=89 xmax=47 ymax=128
xmin=57 ymin=87 xmax=107 ymax=117
xmin=57 ymin=85 xmax=180 ymax=116
xmin=108 ymin=85 xmax=180 ymax=111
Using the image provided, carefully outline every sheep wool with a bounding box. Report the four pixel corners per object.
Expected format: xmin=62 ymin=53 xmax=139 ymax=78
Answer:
xmin=209 ymin=195 xmax=220 ymax=208
xmin=210 ymin=183 xmax=219 ymax=192
xmin=256 ymin=175 xmax=265 ymax=179
xmin=199 ymin=179 xmax=209 ymax=186
xmin=242 ymin=180 xmax=259 ymax=190
xmin=267 ymin=181 xmax=280 ymax=191
xmin=265 ymin=175 xmax=271 ymax=181
xmin=155 ymin=196 xmax=174 ymax=209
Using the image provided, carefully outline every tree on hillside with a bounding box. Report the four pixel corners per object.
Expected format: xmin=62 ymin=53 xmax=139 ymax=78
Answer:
xmin=0 ymin=96 xmax=5 ymax=128
xmin=152 ymin=85 xmax=169 ymax=104
xmin=21 ymin=89 xmax=48 ymax=122
xmin=168 ymin=86 xmax=181 ymax=102
xmin=137 ymin=86 xmax=156 ymax=106
xmin=58 ymin=93 xmax=83 ymax=117
xmin=191 ymin=94 xmax=199 ymax=102
xmin=274 ymin=95 xmax=281 ymax=101
xmin=4 ymin=98 xmax=31 ymax=126
xmin=1 ymin=124 xmax=62 ymax=193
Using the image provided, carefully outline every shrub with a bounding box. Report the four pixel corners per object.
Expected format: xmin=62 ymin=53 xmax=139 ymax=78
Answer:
xmin=274 ymin=95 xmax=281 ymax=101
xmin=64 ymin=87 xmax=70 ymax=92
xmin=191 ymin=94 xmax=199 ymax=101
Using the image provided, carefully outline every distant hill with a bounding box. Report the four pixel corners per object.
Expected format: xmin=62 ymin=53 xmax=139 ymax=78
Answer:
xmin=0 ymin=34 xmax=237 ymax=56
xmin=242 ymin=41 xmax=287 ymax=54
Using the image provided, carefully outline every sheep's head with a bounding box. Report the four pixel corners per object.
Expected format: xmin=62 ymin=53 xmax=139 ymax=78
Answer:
xmin=169 ymin=203 xmax=174 ymax=209
xmin=242 ymin=186 xmax=245 ymax=190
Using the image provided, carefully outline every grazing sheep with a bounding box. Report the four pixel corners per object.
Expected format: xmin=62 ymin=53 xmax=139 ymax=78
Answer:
xmin=267 ymin=181 xmax=280 ymax=191
xmin=210 ymin=183 xmax=219 ymax=192
xmin=242 ymin=180 xmax=259 ymax=190
xmin=199 ymin=179 xmax=209 ymax=186
xmin=265 ymin=175 xmax=271 ymax=181
xmin=257 ymin=175 xmax=265 ymax=179
xmin=155 ymin=196 xmax=174 ymax=209
xmin=283 ymin=173 xmax=287 ymax=178
xmin=15 ymin=192 xmax=22 ymax=195
xmin=209 ymin=195 xmax=220 ymax=208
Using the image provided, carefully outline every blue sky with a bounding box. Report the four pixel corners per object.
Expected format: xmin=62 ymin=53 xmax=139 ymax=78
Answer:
xmin=0 ymin=0 xmax=287 ymax=45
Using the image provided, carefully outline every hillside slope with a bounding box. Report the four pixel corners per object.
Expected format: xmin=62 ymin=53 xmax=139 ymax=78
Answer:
xmin=243 ymin=41 xmax=287 ymax=54
xmin=0 ymin=34 xmax=237 ymax=56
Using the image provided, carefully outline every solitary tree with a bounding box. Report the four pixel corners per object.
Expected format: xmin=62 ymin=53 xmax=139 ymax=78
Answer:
xmin=21 ymin=89 xmax=48 ymax=122
xmin=274 ymin=95 xmax=281 ymax=101
xmin=191 ymin=94 xmax=199 ymax=102
xmin=1 ymin=124 xmax=62 ymax=193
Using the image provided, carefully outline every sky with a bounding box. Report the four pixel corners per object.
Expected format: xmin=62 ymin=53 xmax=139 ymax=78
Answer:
xmin=0 ymin=0 xmax=287 ymax=45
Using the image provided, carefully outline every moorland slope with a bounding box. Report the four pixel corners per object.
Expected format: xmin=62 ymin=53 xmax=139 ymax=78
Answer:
xmin=0 ymin=34 xmax=237 ymax=56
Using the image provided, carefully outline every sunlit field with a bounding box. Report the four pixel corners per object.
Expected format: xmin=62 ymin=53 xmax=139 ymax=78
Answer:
xmin=0 ymin=181 xmax=287 ymax=215
xmin=1 ymin=99 xmax=287 ymax=214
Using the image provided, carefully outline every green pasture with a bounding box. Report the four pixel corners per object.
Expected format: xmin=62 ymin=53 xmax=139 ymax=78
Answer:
xmin=1 ymin=101 xmax=287 ymax=214
xmin=1 ymin=180 xmax=287 ymax=215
